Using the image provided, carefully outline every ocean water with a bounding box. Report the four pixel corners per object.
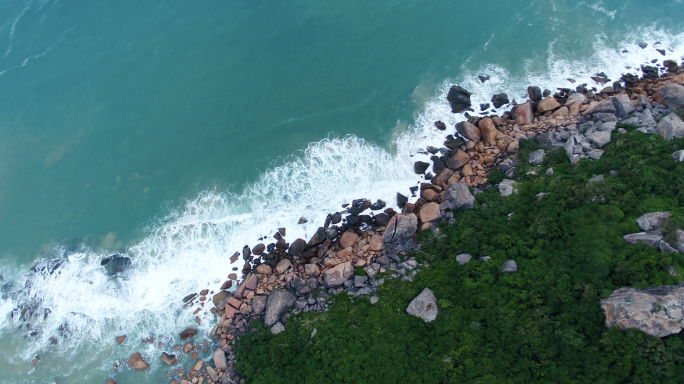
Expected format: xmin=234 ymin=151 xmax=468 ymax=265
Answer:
xmin=0 ymin=0 xmax=683 ymax=382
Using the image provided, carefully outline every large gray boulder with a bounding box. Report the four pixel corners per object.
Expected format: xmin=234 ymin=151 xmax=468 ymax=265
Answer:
xmin=502 ymin=260 xmax=518 ymax=273
xmin=636 ymin=212 xmax=671 ymax=232
xmin=587 ymin=131 xmax=612 ymax=148
xmin=406 ymin=287 xmax=439 ymax=323
xmin=251 ymin=295 xmax=268 ymax=315
xmin=456 ymin=254 xmax=472 ymax=265
xmin=213 ymin=348 xmax=228 ymax=371
xmin=456 ymin=121 xmax=482 ymax=142
xmin=323 ymin=262 xmax=354 ymax=287
xmin=382 ymin=213 xmax=418 ymax=244
xmin=528 ymin=149 xmax=545 ymax=165
xmin=657 ymin=113 xmax=684 ymax=141
xmin=677 ymin=229 xmax=684 ymax=253
xmin=601 ymin=285 xmax=684 ymax=337
xmin=498 ymin=179 xmax=518 ymax=197
xmin=271 ymin=322 xmax=285 ymax=335
xmin=440 ymin=182 xmax=475 ymax=211
xmin=657 ymin=83 xmax=684 ymax=109
xmin=672 ymin=150 xmax=684 ymax=162
xmin=612 ymin=94 xmax=636 ymax=118
xmin=264 ymin=290 xmax=296 ymax=326
xmin=623 ymin=232 xmax=663 ymax=247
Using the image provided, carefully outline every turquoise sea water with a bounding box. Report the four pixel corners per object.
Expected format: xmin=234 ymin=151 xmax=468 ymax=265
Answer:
xmin=0 ymin=0 xmax=683 ymax=382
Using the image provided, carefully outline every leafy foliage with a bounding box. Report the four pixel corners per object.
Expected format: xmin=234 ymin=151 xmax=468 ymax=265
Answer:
xmin=235 ymin=131 xmax=684 ymax=383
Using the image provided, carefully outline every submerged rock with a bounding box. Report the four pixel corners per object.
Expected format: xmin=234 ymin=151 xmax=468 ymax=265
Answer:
xmin=160 ymin=352 xmax=177 ymax=366
xmin=127 ymin=353 xmax=149 ymax=371
xmin=406 ymin=287 xmax=439 ymax=323
xmin=601 ymin=285 xmax=684 ymax=337
xmin=100 ymin=254 xmax=132 ymax=276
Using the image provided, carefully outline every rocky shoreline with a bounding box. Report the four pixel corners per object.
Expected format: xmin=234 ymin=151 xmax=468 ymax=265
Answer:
xmin=107 ymin=53 xmax=684 ymax=384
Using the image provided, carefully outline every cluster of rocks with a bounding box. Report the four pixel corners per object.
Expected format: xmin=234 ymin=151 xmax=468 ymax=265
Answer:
xmin=136 ymin=56 xmax=684 ymax=384
xmin=623 ymin=211 xmax=684 ymax=254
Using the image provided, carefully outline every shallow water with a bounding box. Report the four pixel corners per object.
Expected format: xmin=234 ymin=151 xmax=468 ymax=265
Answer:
xmin=0 ymin=0 xmax=683 ymax=382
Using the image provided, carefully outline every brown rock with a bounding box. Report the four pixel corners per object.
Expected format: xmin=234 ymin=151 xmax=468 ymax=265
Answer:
xmin=510 ymin=101 xmax=534 ymax=124
xmin=228 ymin=273 xmax=238 ymax=280
xmin=244 ymin=273 xmax=258 ymax=290
xmin=323 ymin=262 xmax=355 ymax=287
xmin=455 ymin=121 xmax=481 ymax=142
xmin=126 ymin=353 xmax=149 ymax=371
xmin=116 ymin=335 xmax=126 ymax=345
xmin=445 ymin=149 xmax=470 ymax=170
xmin=537 ymin=96 xmax=561 ymax=113
xmin=213 ymin=291 xmax=229 ymax=308
xmin=431 ymin=168 xmax=454 ymax=187
xmin=230 ymin=252 xmax=239 ymax=264
xmin=161 ymin=352 xmax=177 ymax=366
xmin=183 ymin=342 xmax=192 ymax=353
xmin=107 ymin=380 xmax=116 ymax=384
xmin=276 ymin=259 xmax=292 ymax=274
xmin=420 ymin=188 xmax=439 ymax=202
xmin=220 ymin=280 xmax=232 ymax=290
xmin=478 ymin=118 xmax=501 ymax=145
xmin=339 ymin=230 xmax=359 ymax=248
xmin=256 ymin=264 xmax=272 ymax=275
xmin=568 ymin=101 xmax=580 ymax=117
xmin=337 ymin=247 xmax=353 ymax=258
xmin=179 ymin=329 xmax=197 ymax=340
xmin=227 ymin=297 xmax=242 ymax=309
xmin=461 ymin=163 xmax=473 ymax=177
xmin=419 ymin=202 xmax=441 ymax=223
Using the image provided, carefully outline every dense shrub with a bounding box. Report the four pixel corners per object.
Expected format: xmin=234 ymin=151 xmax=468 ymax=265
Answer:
xmin=235 ymin=131 xmax=684 ymax=383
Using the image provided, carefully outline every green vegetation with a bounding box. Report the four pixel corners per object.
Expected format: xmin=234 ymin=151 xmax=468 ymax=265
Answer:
xmin=235 ymin=131 xmax=684 ymax=383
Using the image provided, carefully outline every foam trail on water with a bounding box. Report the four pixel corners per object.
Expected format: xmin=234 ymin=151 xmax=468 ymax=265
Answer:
xmin=0 ymin=24 xmax=683 ymax=382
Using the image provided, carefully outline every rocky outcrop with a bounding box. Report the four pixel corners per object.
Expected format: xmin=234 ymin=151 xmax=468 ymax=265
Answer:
xmin=623 ymin=232 xmax=663 ymax=247
xmin=440 ymin=182 xmax=475 ymax=211
xmin=406 ymin=288 xmax=439 ymax=323
xmin=382 ymin=214 xmax=418 ymax=244
xmin=264 ymin=290 xmax=296 ymax=326
xmin=636 ymin=212 xmax=671 ymax=232
xmin=447 ymin=85 xmax=472 ymax=113
xmin=601 ymin=286 xmax=684 ymax=337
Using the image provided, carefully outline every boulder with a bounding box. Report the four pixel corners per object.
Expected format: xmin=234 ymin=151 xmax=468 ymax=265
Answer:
xmin=588 ymin=175 xmax=604 ymax=183
xmin=498 ymin=179 xmax=518 ymax=197
xmin=657 ymin=83 xmax=684 ymax=109
xmin=456 ymin=254 xmax=472 ymax=265
xmin=440 ymin=182 xmax=475 ymax=211
xmin=244 ymin=273 xmax=258 ymax=290
xmin=586 ymin=99 xmax=617 ymax=115
xmin=611 ymin=94 xmax=635 ymax=118
xmin=339 ymin=230 xmax=359 ymax=248
xmin=478 ymin=118 xmax=501 ymax=146
xmin=126 ymin=353 xmax=149 ymax=371
xmin=374 ymin=213 xmax=391 ymax=227
xmin=491 ymin=93 xmax=509 ymax=108
xmin=276 ymin=259 xmax=292 ymax=274
xmin=206 ymin=366 xmax=219 ymax=382
xmin=623 ymin=232 xmax=663 ymax=247
xmin=660 ymin=240 xmax=678 ymax=254
xmin=419 ymin=202 xmax=441 ymax=223
xmin=256 ymin=264 xmax=272 ymax=275
xmin=264 ymin=290 xmax=296 ymax=326
xmin=252 ymin=243 xmax=265 ymax=255
xmin=445 ymin=149 xmax=470 ymax=170
xmin=304 ymin=263 xmax=320 ymax=277
xmin=406 ymin=287 xmax=439 ymax=323
xmin=213 ymin=291 xmax=229 ymax=308
xmin=323 ymin=262 xmax=354 ymax=287
xmin=447 ymin=85 xmax=472 ymax=113
xmin=565 ymin=93 xmax=588 ymax=106
xmin=502 ymin=260 xmax=518 ymax=273
xmin=672 ymin=150 xmax=684 ymax=162
xmin=100 ymin=254 xmax=132 ymax=276
xmin=179 ymin=329 xmax=197 ymax=340
xmin=308 ymin=227 xmax=326 ymax=246
xmin=288 ymin=238 xmax=306 ymax=256
xmin=397 ymin=193 xmax=409 ymax=209
xmin=587 ymin=149 xmax=604 ymax=160
xmin=382 ymin=214 xmax=418 ymax=244
xmin=601 ymin=286 xmax=684 ymax=337
xmin=657 ymin=113 xmax=684 ymax=141
xmin=527 ymin=86 xmax=542 ymax=101
xmin=510 ymin=101 xmax=534 ymax=124
xmin=271 ymin=322 xmax=286 ymax=335
xmin=587 ymin=131 xmax=612 ymax=148
xmin=213 ymin=348 xmax=228 ymax=370
xmin=251 ymin=295 xmax=268 ymax=315
xmin=414 ymin=161 xmax=430 ymax=174
xmin=456 ymin=121 xmax=481 ymax=142
xmin=636 ymin=212 xmax=671 ymax=232
xmin=528 ymin=149 xmax=545 ymax=165
xmin=434 ymin=121 xmax=447 ymax=131
xmin=369 ymin=234 xmax=384 ymax=251
xmin=537 ymin=96 xmax=561 ymax=113
xmin=160 ymin=352 xmax=177 ymax=366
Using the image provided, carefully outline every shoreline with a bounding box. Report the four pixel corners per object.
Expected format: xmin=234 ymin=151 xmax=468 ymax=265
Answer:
xmin=120 ymin=53 xmax=684 ymax=384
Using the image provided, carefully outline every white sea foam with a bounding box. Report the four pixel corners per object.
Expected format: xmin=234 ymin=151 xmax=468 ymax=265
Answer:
xmin=1 ymin=24 xmax=684 ymax=382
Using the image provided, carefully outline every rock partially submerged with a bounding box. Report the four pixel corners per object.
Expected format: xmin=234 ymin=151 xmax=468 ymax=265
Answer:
xmin=100 ymin=254 xmax=132 ymax=276
xmin=127 ymin=353 xmax=149 ymax=371
xmin=406 ymin=287 xmax=439 ymax=323
xmin=601 ymin=286 xmax=684 ymax=337
xmin=447 ymin=85 xmax=472 ymax=113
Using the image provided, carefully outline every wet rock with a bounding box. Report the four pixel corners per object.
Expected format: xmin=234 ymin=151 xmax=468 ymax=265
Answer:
xmin=502 ymin=260 xmax=518 ymax=273
xmin=479 ymin=75 xmax=490 ymax=83
xmin=447 ymin=85 xmax=472 ymax=113
xmin=419 ymin=202 xmax=441 ymax=223
xmin=242 ymin=245 xmax=252 ymax=260
xmin=455 ymin=121 xmax=481 ymax=142
xmin=271 ymin=322 xmax=285 ymax=335
xmin=230 ymin=252 xmax=240 ymax=264
xmin=374 ymin=213 xmax=391 ymax=226
xmin=331 ymin=212 xmax=342 ymax=224
xmin=288 ymin=238 xmax=306 ymax=256
xmin=445 ymin=149 xmax=470 ymax=170
xmin=160 ymin=352 xmax=177 ymax=366
xmin=456 ymin=254 xmax=472 ymax=265
xmin=370 ymin=199 xmax=386 ymax=211
xmin=528 ymin=149 xmax=545 ymax=165
xmin=214 ymin=348 xmax=228 ymax=370
xmin=636 ymin=212 xmax=671 ymax=232
xmin=213 ymin=291 xmax=229 ymax=308
xmin=537 ymin=96 xmax=561 ymax=113
xmin=434 ymin=121 xmax=446 ymax=131
xmin=623 ymin=232 xmax=663 ymax=247
xmin=308 ymin=227 xmax=326 ymax=246
xmin=264 ymin=290 xmax=296 ymax=326
xmin=100 ymin=254 xmax=132 ymax=276
xmin=527 ymin=86 xmax=542 ymax=101
xmin=382 ymin=213 xmax=418 ymax=244
xmin=324 ymin=262 xmax=354 ymax=287
xmin=491 ymin=93 xmax=509 ymax=108
xmin=252 ymin=243 xmax=265 ymax=255
xmin=440 ymin=182 xmax=475 ymax=210
xmin=498 ymin=179 xmax=518 ymax=197
xmin=126 ymin=353 xmax=149 ymax=371
xmin=444 ymin=137 xmax=466 ymax=150
xmin=657 ymin=113 xmax=684 ymax=141
xmin=406 ymin=287 xmax=439 ymax=323
xmin=179 ymin=329 xmax=197 ymax=340
xmin=414 ymin=161 xmax=430 ymax=174
xmin=601 ymin=285 xmax=684 ymax=337
xmin=397 ymin=193 xmax=409 ymax=209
